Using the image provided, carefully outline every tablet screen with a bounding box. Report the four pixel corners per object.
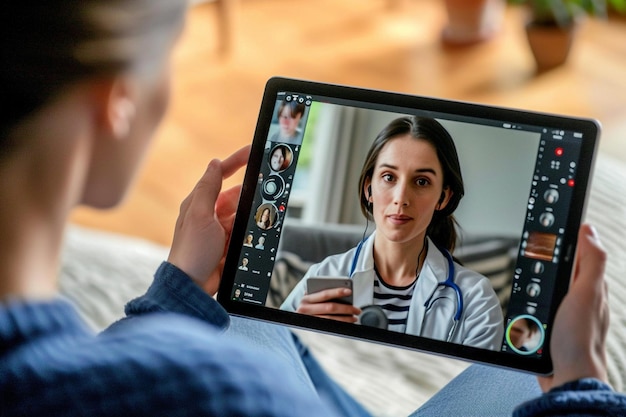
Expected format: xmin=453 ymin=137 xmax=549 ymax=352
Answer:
xmin=218 ymin=77 xmax=599 ymax=374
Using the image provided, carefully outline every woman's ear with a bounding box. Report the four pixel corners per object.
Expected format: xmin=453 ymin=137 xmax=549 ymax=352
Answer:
xmin=94 ymin=77 xmax=136 ymax=140
xmin=364 ymin=178 xmax=372 ymax=202
xmin=436 ymin=187 xmax=453 ymax=211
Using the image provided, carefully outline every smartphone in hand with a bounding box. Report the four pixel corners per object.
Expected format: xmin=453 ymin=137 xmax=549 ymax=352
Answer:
xmin=306 ymin=277 xmax=353 ymax=305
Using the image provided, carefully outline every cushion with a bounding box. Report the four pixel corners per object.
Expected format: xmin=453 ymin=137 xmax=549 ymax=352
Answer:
xmin=266 ymin=251 xmax=313 ymax=308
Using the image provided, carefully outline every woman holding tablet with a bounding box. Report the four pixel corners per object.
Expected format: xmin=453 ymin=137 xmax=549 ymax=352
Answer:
xmin=281 ymin=116 xmax=504 ymax=350
xmin=2 ymin=0 xmax=622 ymax=414
xmin=0 ymin=2 xmax=333 ymax=415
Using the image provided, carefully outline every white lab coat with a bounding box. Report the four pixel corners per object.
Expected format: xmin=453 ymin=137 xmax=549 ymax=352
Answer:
xmin=281 ymin=232 xmax=505 ymax=351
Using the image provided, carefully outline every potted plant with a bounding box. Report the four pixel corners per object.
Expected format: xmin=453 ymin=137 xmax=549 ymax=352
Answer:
xmin=509 ymin=0 xmax=621 ymax=71
xmin=442 ymin=0 xmax=506 ymax=45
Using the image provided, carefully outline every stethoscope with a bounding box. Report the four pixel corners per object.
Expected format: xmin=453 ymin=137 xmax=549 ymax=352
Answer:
xmin=350 ymin=236 xmax=464 ymax=342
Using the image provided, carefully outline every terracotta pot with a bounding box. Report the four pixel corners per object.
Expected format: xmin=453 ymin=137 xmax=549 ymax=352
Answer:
xmin=525 ymin=21 xmax=577 ymax=72
xmin=442 ymin=0 xmax=505 ymax=45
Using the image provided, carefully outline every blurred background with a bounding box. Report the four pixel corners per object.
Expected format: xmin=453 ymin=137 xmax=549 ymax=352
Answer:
xmin=70 ymin=0 xmax=626 ymax=246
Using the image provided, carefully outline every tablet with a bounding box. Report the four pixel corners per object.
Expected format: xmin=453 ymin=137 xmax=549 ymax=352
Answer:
xmin=217 ymin=77 xmax=600 ymax=375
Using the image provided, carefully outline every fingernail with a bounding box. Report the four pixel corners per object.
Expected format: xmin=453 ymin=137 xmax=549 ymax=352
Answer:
xmin=585 ymin=224 xmax=604 ymax=248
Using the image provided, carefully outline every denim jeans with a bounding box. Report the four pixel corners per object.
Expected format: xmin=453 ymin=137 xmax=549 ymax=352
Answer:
xmin=226 ymin=316 xmax=372 ymax=416
xmin=226 ymin=316 xmax=541 ymax=417
xmin=410 ymin=364 xmax=541 ymax=417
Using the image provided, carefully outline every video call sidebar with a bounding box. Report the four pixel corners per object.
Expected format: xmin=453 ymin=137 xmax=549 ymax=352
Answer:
xmin=231 ymin=93 xmax=311 ymax=305
xmin=502 ymin=129 xmax=583 ymax=356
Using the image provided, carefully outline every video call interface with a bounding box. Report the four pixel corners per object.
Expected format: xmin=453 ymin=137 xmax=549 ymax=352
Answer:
xmin=229 ymin=91 xmax=585 ymax=358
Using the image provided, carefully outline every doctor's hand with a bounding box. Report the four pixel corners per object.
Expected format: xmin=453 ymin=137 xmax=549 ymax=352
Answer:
xmin=297 ymin=289 xmax=362 ymax=323
xmin=168 ymin=145 xmax=250 ymax=296
xmin=538 ymin=224 xmax=610 ymax=392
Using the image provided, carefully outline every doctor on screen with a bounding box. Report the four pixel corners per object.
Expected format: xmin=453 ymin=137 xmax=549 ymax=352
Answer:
xmin=281 ymin=116 xmax=504 ymax=351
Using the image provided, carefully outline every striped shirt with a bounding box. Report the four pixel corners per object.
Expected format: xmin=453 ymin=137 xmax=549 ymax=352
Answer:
xmin=373 ymin=268 xmax=418 ymax=333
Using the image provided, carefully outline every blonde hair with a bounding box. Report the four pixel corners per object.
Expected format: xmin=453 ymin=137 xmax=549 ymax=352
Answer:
xmin=1 ymin=0 xmax=188 ymax=142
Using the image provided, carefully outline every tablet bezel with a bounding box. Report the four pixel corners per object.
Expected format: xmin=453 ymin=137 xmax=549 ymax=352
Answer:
xmin=217 ymin=77 xmax=600 ymax=375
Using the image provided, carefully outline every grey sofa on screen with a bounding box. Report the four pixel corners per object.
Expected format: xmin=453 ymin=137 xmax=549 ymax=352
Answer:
xmin=268 ymin=220 xmax=518 ymax=311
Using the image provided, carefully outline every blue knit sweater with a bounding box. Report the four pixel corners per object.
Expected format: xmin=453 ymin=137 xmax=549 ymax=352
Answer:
xmin=0 ymin=262 xmax=335 ymax=416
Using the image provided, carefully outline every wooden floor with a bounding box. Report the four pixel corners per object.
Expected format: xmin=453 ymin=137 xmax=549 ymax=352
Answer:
xmin=70 ymin=0 xmax=626 ymax=246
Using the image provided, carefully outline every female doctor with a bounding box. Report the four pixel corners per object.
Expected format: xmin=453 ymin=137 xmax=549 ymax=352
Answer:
xmin=281 ymin=116 xmax=504 ymax=351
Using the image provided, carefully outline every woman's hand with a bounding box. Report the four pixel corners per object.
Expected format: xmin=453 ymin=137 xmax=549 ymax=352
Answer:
xmin=538 ymin=224 xmax=610 ymax=392
xmin=167 ymin=145 xmax=250 ymax=296
xmin=297 ymin=288 xmax=362 ymax=323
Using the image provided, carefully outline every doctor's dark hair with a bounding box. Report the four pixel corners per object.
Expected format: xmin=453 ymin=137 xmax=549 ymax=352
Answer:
xmin=358 ymin=116 xmax=465 ymax=252
xmin=0 ymin=0 xmax=187 ymax=157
